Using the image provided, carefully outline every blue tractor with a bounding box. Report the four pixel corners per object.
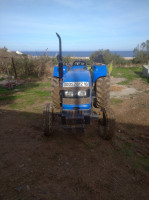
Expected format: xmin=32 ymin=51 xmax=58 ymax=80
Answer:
xmin=43 ymin=33 xmax=115 ymax=139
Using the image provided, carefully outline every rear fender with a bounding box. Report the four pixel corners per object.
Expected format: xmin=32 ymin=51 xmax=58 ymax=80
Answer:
xmin=92 ymin=65 xmax=107 ymax=84
xmin=53 ymin=66 xmax=68 ymax=78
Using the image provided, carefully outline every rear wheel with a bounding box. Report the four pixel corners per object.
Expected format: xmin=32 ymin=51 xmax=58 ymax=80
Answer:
xmin=51 ymin=78 xmax=60 ymax=109
xmin=94 ymin=75 xmax=110 ymax=108
xmin=98 ymin=107 xmax=115 ymax=140
xmin=43 ymin=103 xmax=54 ymax=136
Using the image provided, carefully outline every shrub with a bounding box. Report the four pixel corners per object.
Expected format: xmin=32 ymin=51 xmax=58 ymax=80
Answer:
xmin=90 ymin=49 xmax=128 ymax=65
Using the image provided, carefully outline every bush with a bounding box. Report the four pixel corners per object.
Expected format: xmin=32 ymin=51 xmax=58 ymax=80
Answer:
xmin=90 ymin=49 xmax=128 ymax=65
xmin=13 ymin=56 xmax=50 ymax=78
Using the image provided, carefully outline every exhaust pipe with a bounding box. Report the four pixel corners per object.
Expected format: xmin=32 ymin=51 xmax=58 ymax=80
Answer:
xmin=56 ymin=32 xmax=63 ymax=83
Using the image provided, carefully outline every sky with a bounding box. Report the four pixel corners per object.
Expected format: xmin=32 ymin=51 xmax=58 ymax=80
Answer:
xmin=0 ymin=0 xmax=149 ymax=51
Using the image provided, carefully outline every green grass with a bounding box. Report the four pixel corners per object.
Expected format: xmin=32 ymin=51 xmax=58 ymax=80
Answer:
xmin=0 ymin=77 xmax=6 ymax=81
xmin=118 ymin=141 xmax=149 ymax=171
xmin=144 ymin=90 xmax=149 ymax=93
xmin=141 ymin=77 xmax=149 ymax=84
xmin=15 ymin=82 xmax=40 ymax=91
xmin=0 ymin=87 xmax=13 ymax=95
xmin=111 ymin=66 xmax=149 ymax=85
xmin=119 ymin=145 xmax=135 ymax=157
xmin=0 ymin=81 xmax=51 ymax=110
xmin=110 ymin=98 xmax=123 ymax=105
xmin=86 ymin=143 xmax=95 ymax=149
xmin=118 ymin=80 xmax=130 ymax=85
xmin=111 ymin=67 xmax=140 ymax=81
xmin=0 ymin=95 xmax=17 ymax=101
xmin=137 ymin=156 xmax=149 ymax=171
xmin=132 ymin=156 xmax=149 ymax=172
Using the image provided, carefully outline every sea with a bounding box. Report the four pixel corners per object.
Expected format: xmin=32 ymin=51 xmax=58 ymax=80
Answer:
xmin=22 ymin=51 xmax=134 ymax=57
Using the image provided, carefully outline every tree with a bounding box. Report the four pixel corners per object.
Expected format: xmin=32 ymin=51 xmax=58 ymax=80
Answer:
xmin=63 ymin=55 xmax=71 ymax=65
xmin=133 ymin=40 xmax=149 ymax=63
xmin=90 ymin=49 xmax=126 ymax=65
xmin=140 ymin=42 xmax=146 ymax=50
xmin=146 ymin=40 xmax=149 ymax=51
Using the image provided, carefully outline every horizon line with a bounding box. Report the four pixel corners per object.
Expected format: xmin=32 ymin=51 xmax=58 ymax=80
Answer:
xmin=14 ymin=49 xmax=134 ymax=52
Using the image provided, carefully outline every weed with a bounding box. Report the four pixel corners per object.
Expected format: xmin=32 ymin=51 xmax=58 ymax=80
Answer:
xmin=30 ymin=90 xmax=51 ymax=97
xmin=0 ymin=77 xmax=5 ymax=81
xmin=10 ymin=103 xmax=26 ymax=109
xmin=118 ymin=80 xmax=130 ymax=85
xmin=125 ymin=142 xmax=132 ymax=148
xmin=36 ymin=82 xmax=51 ymax=88
xmin=15 ymin=82 xmax=40 ymax=91
xmin=144 ymin=90 xmax=149 ymax=93
xmin=0 ymin=87 xmax=12 ymax=95
xmin=137 ymin=156 xmax=149 ymax=171
xmin=119 ymin=141 xmax=134 ymax=157
xmin=118 ymin=141 xmax=149 ymax=172
xmin=119 ymin=147 xmax=135 ymax=157
xmin=110 ymin=98 xmax=123 ymax=104
xmin=0 ymin=95 xmax=17 ymax=101
xmin=142 ymin=77 xmax=149 ymax=84
xmin=86 ymin=143 xmax=95 ymax=149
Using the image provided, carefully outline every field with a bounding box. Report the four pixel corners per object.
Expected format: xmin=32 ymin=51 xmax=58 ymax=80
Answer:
xmin=0 ymin=67 xmax=149 ymax=200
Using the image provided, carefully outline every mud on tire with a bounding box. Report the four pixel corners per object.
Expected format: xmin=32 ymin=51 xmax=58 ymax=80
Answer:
xmin=94 ymin=75 xmax=110 ymax=108
xmin=51 ymin=78 xmax=60 ymax=109
xmin=99 ymin=107 xmax=115 ymax=140
xmin=43 ymin=103 xmax=54 ymax=136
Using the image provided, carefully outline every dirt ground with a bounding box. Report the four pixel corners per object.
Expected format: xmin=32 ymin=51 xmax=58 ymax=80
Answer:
xmin=0 ymin=77 xmax=149 ymax=200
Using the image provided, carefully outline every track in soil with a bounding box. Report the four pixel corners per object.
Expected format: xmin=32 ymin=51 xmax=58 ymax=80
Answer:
xmin=0 ymin=106 xmax=149 ymax=200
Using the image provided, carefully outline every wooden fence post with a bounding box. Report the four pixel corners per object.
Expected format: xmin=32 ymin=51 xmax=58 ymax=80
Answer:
xmin=11 ymin=57 xmax=17 ymax=79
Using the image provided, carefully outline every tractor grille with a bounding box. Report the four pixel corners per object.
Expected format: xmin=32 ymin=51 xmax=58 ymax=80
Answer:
xmin=62 ymin=86 xmax=90 ymax=105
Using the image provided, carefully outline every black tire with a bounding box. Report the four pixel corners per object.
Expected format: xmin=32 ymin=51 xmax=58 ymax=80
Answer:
xmin=51 ymin=78 xmax=60 ymax=109
xmin=98 ymin=107 xmax=115 ymax=140
xmin=94 ymin=75 xmax=110 ymax=108
xmin=43 ymin=103 xmax=54 ymax=136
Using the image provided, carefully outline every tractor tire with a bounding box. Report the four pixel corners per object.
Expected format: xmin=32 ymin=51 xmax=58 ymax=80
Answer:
xmin=43 ymin=103 xmax=54 ymax=136
xmin=98 ymin=107 xmax=115 ymax=140
xmin=94 ymin=75 xmax=110 ymax=108
xmin=51 ymin=78 xmax=60 ymax=109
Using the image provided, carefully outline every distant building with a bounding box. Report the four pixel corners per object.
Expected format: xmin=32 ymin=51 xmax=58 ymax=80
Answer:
xmin=16 ymin=51 xmax=23 ymax=55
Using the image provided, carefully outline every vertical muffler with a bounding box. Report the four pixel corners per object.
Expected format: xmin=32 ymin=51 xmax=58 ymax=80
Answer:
xmin=56 ymin=32 xmax=63 ymax=84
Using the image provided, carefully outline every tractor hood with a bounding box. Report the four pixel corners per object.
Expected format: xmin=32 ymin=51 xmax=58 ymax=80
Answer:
xmin=63 ymin=69 xmax=91 ymax=87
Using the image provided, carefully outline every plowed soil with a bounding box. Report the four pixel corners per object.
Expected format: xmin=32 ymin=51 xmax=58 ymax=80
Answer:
xmin=0 ymin=77 xmax=149 ymax=200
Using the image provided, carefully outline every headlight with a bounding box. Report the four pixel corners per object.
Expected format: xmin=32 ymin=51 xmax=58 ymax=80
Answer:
xmin=63 ymin=89 xmax=89 ymax=98
xmin=78 ymin=90 xmax=87 ymax=97
xmin=65 ymin=90 xmax=74 ymax=97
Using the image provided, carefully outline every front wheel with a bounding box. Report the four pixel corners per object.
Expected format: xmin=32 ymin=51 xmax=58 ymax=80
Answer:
xmin=98 ymin=107 xmax=115 ymax=140
xmin=43 ymin=103 xmax=54 ymax=136
xmin=51 ymin=78 xmax=60 ymax=109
